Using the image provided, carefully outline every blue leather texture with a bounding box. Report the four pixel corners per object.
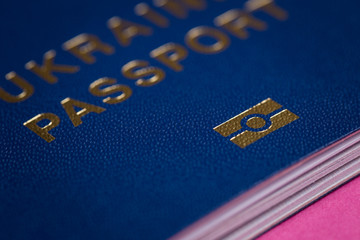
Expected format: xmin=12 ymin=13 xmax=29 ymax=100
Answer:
xmin=1 ymin=0 xmax=360 ymax=239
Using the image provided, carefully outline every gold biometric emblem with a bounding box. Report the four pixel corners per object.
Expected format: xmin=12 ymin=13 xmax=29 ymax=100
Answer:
xmin=213 ymin=98 xmax=299 ymax=148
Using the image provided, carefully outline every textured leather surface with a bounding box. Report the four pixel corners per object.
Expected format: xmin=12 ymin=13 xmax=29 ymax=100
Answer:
xmin=0 ymin=0 xmax=360 ymax=239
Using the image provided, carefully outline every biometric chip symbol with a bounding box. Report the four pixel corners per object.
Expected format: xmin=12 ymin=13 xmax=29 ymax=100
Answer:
xmin=213 ymin=98 xmax=299 ymax=148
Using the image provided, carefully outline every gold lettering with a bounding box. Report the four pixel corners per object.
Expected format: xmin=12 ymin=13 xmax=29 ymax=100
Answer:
xmin=150 ymin=43 xmax=188 ymax=72
xmin=245 ymin=0 xmax=288 ymax=21
xmin=89 ymin=77 xmax=133 ymax=104
xmin=214 ymin=9 xmax=267 ymax=39
xmin=0 ymin=72 xmax=34 ymax=103
xmin=185 ymin=26 xmax=230 ymax=54
xmin=23 ymin=113 xmax=60 ymax=143
xmin=154 ymin=0 xmax=207 ymax=19
xmin=107 ymin=17 xmax=153 ymax=47
xmin=122 ymin=60 xmax=166 ymax=87
xmin=25 ymin=50 xmax=79 ymax=84
xmin=61 ymin=98 xmax=106 ymax=127
xmin=135 ymin=3 xmax=170 ymax=28
xmin=62 ymin=34 xmax=115 ymax=64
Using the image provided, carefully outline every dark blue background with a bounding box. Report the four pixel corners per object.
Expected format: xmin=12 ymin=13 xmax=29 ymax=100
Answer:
xmin=0 ymin=0 xmax=360 ymax=239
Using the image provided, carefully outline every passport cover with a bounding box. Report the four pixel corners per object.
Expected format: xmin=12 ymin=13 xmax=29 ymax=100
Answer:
xmin=1 ymin=0 xmax=360 ymax=239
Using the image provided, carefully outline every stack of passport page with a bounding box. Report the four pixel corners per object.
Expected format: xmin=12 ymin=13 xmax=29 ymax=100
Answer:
xmin=1 ymin=0 xmax=360 ymax=239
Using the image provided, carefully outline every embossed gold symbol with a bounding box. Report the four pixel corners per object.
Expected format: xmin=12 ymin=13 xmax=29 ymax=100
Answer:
xmin=213 ymin=98 xmax=299 ymax=148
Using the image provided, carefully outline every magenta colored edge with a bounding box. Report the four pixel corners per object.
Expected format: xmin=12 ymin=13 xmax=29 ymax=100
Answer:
xmin=170 ymin=129 xmax=360 ymax=240
xmin=257 ymin=174 xmax=360 ymax=240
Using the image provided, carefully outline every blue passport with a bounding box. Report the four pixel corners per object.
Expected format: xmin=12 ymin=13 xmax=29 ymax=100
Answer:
xmin=1 ymin=0 xmax=360 ymax=239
